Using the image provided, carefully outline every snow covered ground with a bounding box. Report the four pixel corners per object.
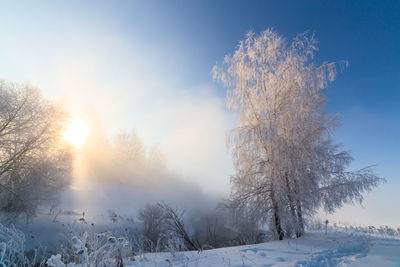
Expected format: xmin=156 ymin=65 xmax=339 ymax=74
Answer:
xmin=126 ymin=230 xmax=400 ymax=266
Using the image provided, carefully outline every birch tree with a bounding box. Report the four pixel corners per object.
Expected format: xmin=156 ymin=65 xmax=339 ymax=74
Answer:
xmin=212 ymin=29 xmax=383 ymax=240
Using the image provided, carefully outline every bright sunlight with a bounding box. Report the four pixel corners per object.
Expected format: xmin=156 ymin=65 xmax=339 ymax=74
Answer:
xmin=63 ymin=120 xmax=90 ymax=147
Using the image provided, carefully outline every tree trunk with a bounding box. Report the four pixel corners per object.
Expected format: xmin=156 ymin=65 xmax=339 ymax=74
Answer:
xmin=271 ymin=189 xmax=284 ymax=240
xmin=274 ymin=210 xmax=284 ymax=240
xmin=295 ymin=199 xmax=304 ymax=237
xmin=284 ymin=172 xmax=298 ymax=238
xmin=293 ymin=179 xmax=304 ymax=237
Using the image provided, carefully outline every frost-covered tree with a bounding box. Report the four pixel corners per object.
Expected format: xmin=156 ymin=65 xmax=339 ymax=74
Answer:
xmin=0 ymin=81 xmax=72 ymax=219
xmin=212 ymin=29 xmax=383 ymax=240
xmin=138 ymin=203 xmax=165 ymax=247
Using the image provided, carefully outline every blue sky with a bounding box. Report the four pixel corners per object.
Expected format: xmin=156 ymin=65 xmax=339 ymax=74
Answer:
xmin=0 ymin=0 xmax=399 ymax=225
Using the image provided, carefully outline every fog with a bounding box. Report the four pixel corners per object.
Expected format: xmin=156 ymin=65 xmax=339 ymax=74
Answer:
xmin=0 ymin=24 xmax=237 ymax=221
xmin=57 ymin=126 xmax=227 ymax=223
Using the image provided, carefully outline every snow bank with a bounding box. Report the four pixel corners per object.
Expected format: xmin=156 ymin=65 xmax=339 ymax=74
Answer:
xmin=126 ymin=230 xmax=400 ymax=266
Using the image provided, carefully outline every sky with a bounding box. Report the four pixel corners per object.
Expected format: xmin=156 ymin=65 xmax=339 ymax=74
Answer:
xmin=0 ymin=0 xmax=399 ymax=226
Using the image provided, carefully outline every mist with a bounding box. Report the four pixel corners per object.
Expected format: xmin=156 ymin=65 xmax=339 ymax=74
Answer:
xmin=0 ymin=19 xmax=237 ymax=222
xmin=59 ymin=128 xmax=226 ymax=223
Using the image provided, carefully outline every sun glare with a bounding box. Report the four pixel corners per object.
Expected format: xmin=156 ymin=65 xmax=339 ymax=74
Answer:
xmin=63 ymin=120 xmax=90 ymax=147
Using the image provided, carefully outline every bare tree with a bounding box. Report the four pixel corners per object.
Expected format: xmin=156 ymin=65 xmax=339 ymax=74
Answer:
xmin=137 ymin=203 xmax=165 ymax=248
xmin=213 ymin=29 xmax=383 ymax=240
xmin=157 ymin=202 xmax=202 ymax=251
xmin=0 ymin=81 xmax=72 ymax=218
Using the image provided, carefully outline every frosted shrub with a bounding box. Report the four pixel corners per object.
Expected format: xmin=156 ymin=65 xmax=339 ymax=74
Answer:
xmin=158 ymin=232 xmax=186 ymax=259
xmin=53 ymin=230 xmax=131 ymax=267
xmin=0 ymin=223 xmax=27 ymax=266
xmin=47 ymin=254 xmax=67 ymax=267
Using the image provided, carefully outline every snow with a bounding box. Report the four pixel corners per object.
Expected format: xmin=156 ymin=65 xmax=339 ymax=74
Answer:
xmin=126 ymin=230 xmax=400 ymax=266
xmin=349 ymin=238 xmax=400 ymax=267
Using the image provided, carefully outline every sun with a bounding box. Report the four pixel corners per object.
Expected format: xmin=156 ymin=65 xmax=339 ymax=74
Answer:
xmin=63 ymin=120 xmax=90 ymax=147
